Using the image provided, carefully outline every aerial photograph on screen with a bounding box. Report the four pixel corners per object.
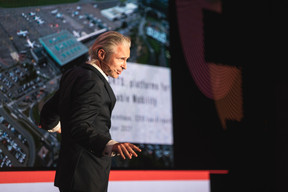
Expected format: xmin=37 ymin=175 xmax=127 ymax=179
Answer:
xmin=0 ymin=0 xmax=172 ymax=169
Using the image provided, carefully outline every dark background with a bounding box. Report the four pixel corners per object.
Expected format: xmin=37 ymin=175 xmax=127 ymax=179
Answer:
xmin=170 ymin=0 xmax=280 ymax=191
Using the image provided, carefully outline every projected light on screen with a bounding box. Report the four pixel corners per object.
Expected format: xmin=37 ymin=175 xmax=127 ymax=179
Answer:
xmin=176 ymin=0 xmax=243 ymax=129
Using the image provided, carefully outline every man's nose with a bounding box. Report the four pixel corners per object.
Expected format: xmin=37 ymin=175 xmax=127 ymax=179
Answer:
xmin=122 ymin=62 xmax=127 ymax=70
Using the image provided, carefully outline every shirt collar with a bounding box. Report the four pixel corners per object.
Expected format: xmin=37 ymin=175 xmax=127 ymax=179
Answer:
xmin=89 ymin=63 xmax=109 ymax=81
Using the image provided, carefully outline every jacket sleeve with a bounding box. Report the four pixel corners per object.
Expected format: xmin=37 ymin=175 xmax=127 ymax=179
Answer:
xmin=39 ymin=90 xmax=60 ymax=131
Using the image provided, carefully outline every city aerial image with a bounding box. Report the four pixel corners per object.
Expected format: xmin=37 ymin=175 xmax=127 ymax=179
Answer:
xmin=0 ymin=0 xmax=171 ymax=169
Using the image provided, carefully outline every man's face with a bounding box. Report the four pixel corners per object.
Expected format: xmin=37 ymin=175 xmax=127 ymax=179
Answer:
xmin=105 ymin=44 xmax=130 ymax=78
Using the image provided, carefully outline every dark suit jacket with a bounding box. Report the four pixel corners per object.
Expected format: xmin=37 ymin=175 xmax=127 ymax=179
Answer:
xmin=40 ymin=63 xmax=116 ymax=192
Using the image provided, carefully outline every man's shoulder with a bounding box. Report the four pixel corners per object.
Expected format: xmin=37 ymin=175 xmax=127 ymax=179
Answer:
xmin=63 ymin=64 xmax=101 ymax=80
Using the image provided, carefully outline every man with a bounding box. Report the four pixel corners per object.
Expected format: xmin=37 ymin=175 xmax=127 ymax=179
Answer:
xmin=40 ymin=31 xmax=141 ymax=192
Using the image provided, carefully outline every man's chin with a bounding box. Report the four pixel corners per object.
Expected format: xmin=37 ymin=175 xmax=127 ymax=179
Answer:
xmin=110 ymin=74 xmax=119 ymax=79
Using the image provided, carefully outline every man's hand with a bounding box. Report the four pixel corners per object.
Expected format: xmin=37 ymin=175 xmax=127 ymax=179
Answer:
xmin=112 ymin=143 xmax=141 ymax=160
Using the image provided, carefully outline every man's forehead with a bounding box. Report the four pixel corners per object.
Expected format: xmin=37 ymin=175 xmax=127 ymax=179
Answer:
xmin=114 ymin=44 xmax=130 ymax=54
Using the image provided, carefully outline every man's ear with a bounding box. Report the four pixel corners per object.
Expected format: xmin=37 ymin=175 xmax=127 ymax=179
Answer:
xmin=97 ymin=49 xmax=106 ymax=61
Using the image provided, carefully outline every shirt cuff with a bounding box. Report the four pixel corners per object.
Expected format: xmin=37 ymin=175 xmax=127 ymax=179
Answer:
xmin=48 ymin=121 xmax=61 ymax=132
xmin=103 ymin=140 xmax=118 ymax=157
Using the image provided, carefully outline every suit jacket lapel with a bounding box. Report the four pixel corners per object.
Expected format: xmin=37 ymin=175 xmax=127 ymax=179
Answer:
xmin=104 ymin=80 xmax=116 ymax=110
xmin=83 ymin=64 xmax=116 ymax=111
